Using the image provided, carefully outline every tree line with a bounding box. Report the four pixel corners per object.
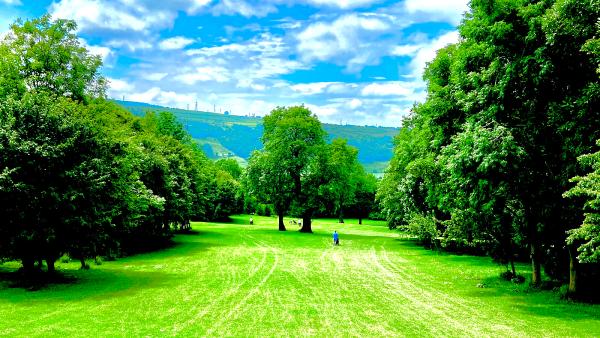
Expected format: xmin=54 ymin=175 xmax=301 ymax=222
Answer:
xmin=0 ymin=16 xmax=240 ymax=272
xmin=377 ymin=0 xmax=599 ymax=298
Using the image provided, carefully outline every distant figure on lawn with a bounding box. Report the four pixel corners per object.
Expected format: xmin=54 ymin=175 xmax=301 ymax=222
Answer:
xmin=333 ymin=230 xmax=339 ymax=246
xmin=249 ymin=217 xmax=253 ymax=225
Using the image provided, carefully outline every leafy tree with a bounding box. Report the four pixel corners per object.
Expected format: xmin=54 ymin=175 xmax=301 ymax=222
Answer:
xmin=0 ymin=14 xmax=105 ymax=102
xmin=380 ymin=0 xmax=599 ymax=291
xmin=247 ymin=106 xmax=327 ymax=232
xmin=326 ymin=138 xmax=361 ymax=223
xmin=216 ymin=158 xmax=243 ymax=180
xmin=351 ymin=173 xmax=378 ymax=225
xmin=438 ymin=120 xmax=527 ymax=276
xmin=564 ymin=141 xmax=600 ymax=292
xmin=0 ymin=15 xmax=239 ymax=271
xmin=0 ymin=94 xmax=118 ymax=271
xmin=244 ymin=150 xmax=294 ymax=230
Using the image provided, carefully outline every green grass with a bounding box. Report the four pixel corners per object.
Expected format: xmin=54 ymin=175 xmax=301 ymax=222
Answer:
xmin=1 ymin=215 xmax=598 ymax=336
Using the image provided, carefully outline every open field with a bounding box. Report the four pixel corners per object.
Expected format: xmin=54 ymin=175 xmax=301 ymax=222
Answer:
xmin=1 ymin=215 xmax=599 ymax=337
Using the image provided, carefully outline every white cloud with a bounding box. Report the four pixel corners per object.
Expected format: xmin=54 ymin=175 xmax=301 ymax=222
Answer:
xmin=361 ymin=81 xmax=415 ymax=96
xmin=79 ymin=38 xmax=113 ymax=62
xmin=403 ymin=0 xmax=469 ymax=25
xmin=108 ymin=77 xmax=134 ymax=92
xmin=391 ymin=44 xmax=421 ymax=56
xmin=394 ymin=31 xmax=460 ymax=79
xmin=211 ymin=0 xmax=277 ymax=18
xmin=187 ymin=0 xmax=213 ymax=14
xmin=347 ymin=98 xmax=363 ymax=109
xmin=122 ymin=87 xmax=198 ymax=109
xmin=158 ymin=36 xmax=195 ymax=50
xmin=187 ymin=33 xmax=306 ymax=82
xmin=0 ymin=0 xmax=21 ymax=5
xmin=106 ymin=39 xmax=153 ymax=52
xmin=49 ymin=0 xmax=175 ymax=33
xmin=290 ymin=82 xmax=332 ymax=95
xmin=237 ymin=79 xmax=266 ymax=91
xmin=187 ymin=33 xmax=286 ymax=58
xmin=296 ymin=13 xmax=391 ymax=70
xmin=174 ymin=66 xmax=229 ymax=84
xmin=142 ymin=72 xmax=169 ymax=81
xmin=305 ymin=103 xmax=340 ymax=118
xmin=305 ymin=0 xmax=380 ymax=9
xmin=289 ymin=82 xmax=355 ymax=96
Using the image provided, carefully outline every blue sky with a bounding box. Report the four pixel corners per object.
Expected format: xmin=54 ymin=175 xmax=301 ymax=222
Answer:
xmin=0 ymin=0 xmax=468 ymax=126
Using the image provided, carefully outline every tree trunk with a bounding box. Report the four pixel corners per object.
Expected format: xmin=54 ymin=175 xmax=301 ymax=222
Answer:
xmin=338 ymin=206 xmax=344 ymax=223
xmin=300 ymin=216 xmax=312 ymax=233
xmin=22 ymin=257 xmax=35 ymax=273
xmin=510 ymin=258 xmax=516 ymax=278
xmin=358 ymin=217 xmax=363 ymax=225
xmin=80 ymin=258 xmax=89 ymax=270
xmin=278 ymin=212 xmax=286 ymax=231
xmin=530 ymin=243 xmax=541 ymax=286
xmin=46 ymin=257 xmax=55 ymax=273
xmin=568 ymin=243 xmax=578 ymax=295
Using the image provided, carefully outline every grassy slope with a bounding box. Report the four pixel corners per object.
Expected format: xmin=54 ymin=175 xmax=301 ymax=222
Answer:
xmin=0 ymin=216 xmax=598 ymax=337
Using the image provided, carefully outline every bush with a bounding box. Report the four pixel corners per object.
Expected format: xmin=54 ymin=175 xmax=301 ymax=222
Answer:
xmin=500 ymin=270 xmax=515 ymax=281
xmin=406 ymin=213 xmax=439 ymax=248
xmin=512 ymin=275 xmax=525 ymax=284
xmin=59 ymin=254 xmax=70 ymax=263
xmin=499 ymin=270 xmax=525 ymax=284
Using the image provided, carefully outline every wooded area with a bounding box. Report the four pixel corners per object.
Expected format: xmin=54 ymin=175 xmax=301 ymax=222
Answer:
xmin=377 ymin=0 xmax=599 ymax=299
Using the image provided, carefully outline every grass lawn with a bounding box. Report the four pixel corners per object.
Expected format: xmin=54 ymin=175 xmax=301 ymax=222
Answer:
xmin=1 ymin=215 xmax=599 ymax=336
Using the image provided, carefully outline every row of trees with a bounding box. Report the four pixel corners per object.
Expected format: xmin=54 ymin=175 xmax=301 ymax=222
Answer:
xmin=243 ymin=106 xmax=378 ymax=232
xmin=378 ymin=0 xmax=599 ymax=297
xmin=0 ymin=16 xmax=239 ymax=272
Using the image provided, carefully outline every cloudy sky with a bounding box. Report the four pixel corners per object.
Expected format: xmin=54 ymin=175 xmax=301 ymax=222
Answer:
xmin=0 ymin=0 xmax=468 ymax=126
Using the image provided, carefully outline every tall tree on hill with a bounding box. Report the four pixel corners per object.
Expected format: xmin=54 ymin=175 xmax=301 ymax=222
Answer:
xmin=247 ymin=106 xmax=327 ymax=232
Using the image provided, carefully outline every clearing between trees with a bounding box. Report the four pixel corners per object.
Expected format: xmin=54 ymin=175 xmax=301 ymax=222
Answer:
xmin=0 ymin=215 xmax=598 ymax=336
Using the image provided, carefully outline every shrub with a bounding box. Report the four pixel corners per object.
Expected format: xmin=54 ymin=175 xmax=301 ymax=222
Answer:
xmin=406 ymin=213 xmax=439 ymax=248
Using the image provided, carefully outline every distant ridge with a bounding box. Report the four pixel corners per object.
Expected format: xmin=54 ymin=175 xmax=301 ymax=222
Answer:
xmin=115 ymin=100 xmax=398 ymax=175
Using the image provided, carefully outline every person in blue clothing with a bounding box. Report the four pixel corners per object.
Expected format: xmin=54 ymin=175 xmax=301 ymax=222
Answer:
xmin=333 ymin=230 xmax=339 ymax=246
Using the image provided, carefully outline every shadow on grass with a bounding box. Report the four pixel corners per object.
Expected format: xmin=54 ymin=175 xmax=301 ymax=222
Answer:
xmin=0 ymin=268 xmax=78 ymax=291
xmin=0 ymin=230 xmax=220 ymax=296
xmin=0 ymin=265 xmax=178 ymax=302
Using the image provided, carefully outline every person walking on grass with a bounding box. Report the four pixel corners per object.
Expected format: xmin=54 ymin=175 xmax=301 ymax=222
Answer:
xmin=333 ymin=230 xmax=339 ymax=246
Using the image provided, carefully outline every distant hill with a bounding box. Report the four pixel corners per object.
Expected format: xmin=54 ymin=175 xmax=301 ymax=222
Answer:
xmin=116 ymin=100 xmax=398 ymax=175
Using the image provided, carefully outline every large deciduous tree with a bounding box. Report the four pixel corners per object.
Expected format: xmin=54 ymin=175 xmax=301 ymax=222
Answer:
xmin=246 ymin=106 xmax=327 ymax=232
xmin=0 ymin=14 xmax=105 ymax=102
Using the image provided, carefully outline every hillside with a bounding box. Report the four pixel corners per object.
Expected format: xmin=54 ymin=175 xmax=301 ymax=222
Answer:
xmin=117 ymin=101 xmax=398 ymax=174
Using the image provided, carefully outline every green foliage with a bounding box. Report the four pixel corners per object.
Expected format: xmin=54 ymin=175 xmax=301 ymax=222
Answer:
xmin=0 ymin=15 xmax=239 ymax=270
xmin=406 ymin=213 xmax=440 ymax=248
xmin=379 ymin=0 xmax=600 ymax=289
xmin=0 ymin=14 xmax=105 ymax=102
xmin=564 ymin=140 xmax=600 ymax=263
xmin=215 ymin=158 xmax=243 ymax=180
xmin=244 ymin=105 xmax=331 ymax=231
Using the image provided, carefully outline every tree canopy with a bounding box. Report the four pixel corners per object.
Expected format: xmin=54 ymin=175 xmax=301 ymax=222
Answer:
xmin=0 ymin=15 xmax=239 ymax=272
xmin=379 ymin=0 xmax=599 ymax=295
